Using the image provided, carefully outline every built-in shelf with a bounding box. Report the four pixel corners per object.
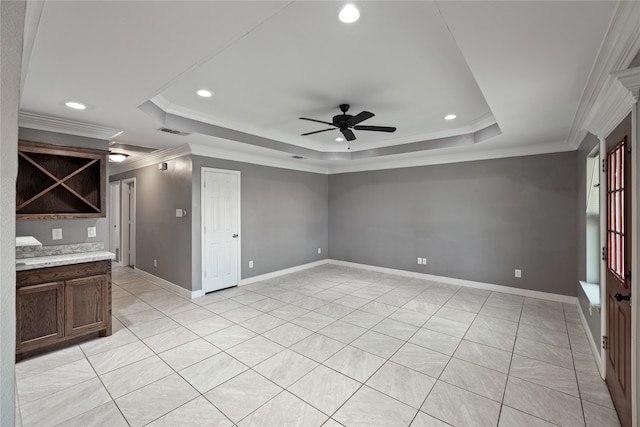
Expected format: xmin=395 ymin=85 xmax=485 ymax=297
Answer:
xmin=16 ymin=140 xmax=107 ymax=220
xmin=580 ymin=281 xmax=601 ymax=315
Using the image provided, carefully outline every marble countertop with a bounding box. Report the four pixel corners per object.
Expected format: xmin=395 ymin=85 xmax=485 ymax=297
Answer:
xmin=16 ymin=251 xmax=116 ymax=271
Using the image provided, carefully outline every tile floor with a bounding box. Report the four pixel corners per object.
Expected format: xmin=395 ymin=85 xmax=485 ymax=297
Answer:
xmin=14 ymin=264 xmax=620 ymax=427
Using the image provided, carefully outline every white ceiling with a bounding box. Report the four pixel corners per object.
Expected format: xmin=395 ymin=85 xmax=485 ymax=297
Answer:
xmin=18 ymin=1 xmax=637 ymax=173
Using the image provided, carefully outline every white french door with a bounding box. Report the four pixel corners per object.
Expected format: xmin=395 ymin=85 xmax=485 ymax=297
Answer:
xmin=202 ymin=168 xmax=240 ymax=293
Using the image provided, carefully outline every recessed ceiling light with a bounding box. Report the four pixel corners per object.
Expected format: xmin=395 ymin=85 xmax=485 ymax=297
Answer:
xmin=339 ymin=4 xmax=360 ymax=23
xmin=336 ymin=137 xmax=345 ymax=142
xmin=444 ymin=114 xmax=457 ymax=120
xmin=197 ymin=89 xmax=213 ymax=98
xmin=65 ymin=101 xmax=86 ymax=110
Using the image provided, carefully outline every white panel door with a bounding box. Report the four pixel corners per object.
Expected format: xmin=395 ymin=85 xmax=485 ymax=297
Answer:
xmin=203 ymin=169 xmax=239 ymax=293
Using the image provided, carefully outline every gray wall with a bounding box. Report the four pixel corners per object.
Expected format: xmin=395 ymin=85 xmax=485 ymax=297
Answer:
xmin=110 ymin=155 xmax=193 ymax=289
xmin=192 ymin=156 xmax=329 ymax=289
xmin=576 ymin=133 xmax=601 ymax=345
xmin=329 ymin=152 xmax=578 ymax=296
xmin=1 ymin=1 xmax=25 ymax=424
xmin=16 ymin=129 xmax=110 ymax=246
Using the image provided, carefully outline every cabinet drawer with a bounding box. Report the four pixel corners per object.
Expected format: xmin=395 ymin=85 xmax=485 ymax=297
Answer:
xmin=17 ymin=260 xmax=110 ymax=287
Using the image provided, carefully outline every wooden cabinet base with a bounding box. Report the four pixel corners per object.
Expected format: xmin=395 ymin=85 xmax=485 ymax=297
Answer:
xmin=16 ymin=260 xmax=112 ymax=361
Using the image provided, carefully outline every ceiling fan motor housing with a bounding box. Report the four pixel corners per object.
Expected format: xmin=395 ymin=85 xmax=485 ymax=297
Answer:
xmin=333 ymin=114 xmax=353 ymax=128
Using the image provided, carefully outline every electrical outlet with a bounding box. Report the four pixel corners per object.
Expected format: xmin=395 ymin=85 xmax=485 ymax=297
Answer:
xmin=87 ymin=226 xmax=96 ymax=238
xmin=52 ymin=228 xmax=62 ymax=240
xmin=422 ymin=258 xmax=427 ymax=265
xmin=154 ymin=259 xmax=157 ymax=267
xmin=249 ymin=260 xmax=254 ymax=268
xmin=417 ymin=258 xmax=422 ymax=265
xmin=515 ymin=269 xmax=522 ymax=278
xmin=318 ymin=247 xmax=321 ymax=254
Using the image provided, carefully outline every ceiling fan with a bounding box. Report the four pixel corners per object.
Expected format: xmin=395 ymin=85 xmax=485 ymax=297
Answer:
xmin=299 ymin=104 xmax=396 ymax=142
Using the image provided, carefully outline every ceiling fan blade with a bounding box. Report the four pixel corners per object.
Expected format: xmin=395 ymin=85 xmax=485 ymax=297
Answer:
xmin=299 ymin=117 xmax=336 ymax=127
xmin=301 ymin=128 xmax=335 ymax=136
xmin=353 ymin=125 xmax=396 ymax=132
xmin=341 ymin=128 xmax=356 ymax=141
xmin=347 ymin=111 xmax=374 ymax=126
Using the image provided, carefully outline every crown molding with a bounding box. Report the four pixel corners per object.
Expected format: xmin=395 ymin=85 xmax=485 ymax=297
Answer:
xmin=616 ymin=66 xmax=640 ymax=98
xmin=108 ymin=144 xmax=191 ymax=176
xmin=327 ymin=141 xmax=575 ymax=174
xmin=569 ymin=0 xmax=640 ymax=147
xmin=20 ymin=1 xmax=45 ymax=97
xmin=189 ymin=142 xmax=329 ymax=175
xmin=584 ymin=73 xmax=635 ymax=140
xmin=18 ymin=111 xmax=120 ymax=141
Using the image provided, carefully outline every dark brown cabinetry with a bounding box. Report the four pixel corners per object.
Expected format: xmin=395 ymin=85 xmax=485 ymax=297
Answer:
xmin=16 ymin=140 xmax=107 ymax=220
xmin=16 ymin=260 xmax=112 ymax=360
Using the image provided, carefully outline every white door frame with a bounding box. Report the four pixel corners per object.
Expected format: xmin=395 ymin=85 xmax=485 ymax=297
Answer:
xmin=201 ymin=167 xmax=241 ymax=292
xmin=109 ymin=181 xmax=121 ymax=265
xmin=121 ymin=178 xmax=136 ymax=268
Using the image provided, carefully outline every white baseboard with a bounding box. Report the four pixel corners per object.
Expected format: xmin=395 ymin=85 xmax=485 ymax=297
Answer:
xmin=328 ymin=259 xmax=578 ymax=304
xmin=134 ymin=268 xmax=202 ymax=300
xmin=577 ymin=300 xmax=605 ymax=378
xmin=239 ymin=259 xmax=329 ymax=286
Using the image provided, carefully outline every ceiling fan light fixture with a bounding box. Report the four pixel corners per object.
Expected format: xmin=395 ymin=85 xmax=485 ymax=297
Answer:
xmin=108 ymin=152 xmax=129 ymax=163
xmin=197 ymin=89 xmax=213 ymax=98
xmin=444 ymin=114 xmax=457 ymax=120
xmin=339 ymin=4 xmax=360 ymax=23
xmin=65 ymin=101 xmax=86 ymax=110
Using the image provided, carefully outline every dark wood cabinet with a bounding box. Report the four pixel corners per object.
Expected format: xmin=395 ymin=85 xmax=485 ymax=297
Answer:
xmin=16 ymin=140 xmax=107 ymax=220
xmin=16 ymin=260 xmax=112 ymax=360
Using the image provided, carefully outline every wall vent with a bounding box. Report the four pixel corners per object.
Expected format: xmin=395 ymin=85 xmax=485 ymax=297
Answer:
xmin=157 ymin=127 xmax=190 ymax=136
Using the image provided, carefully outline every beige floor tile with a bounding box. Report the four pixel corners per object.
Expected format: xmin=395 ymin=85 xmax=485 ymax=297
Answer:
xmin=325 ymin=345 xmax=385 ymax=383
xmin=142 ymin=326 xmax=199 ymax=353
xmin=53 ymin=401 xmax=128 ymax=427
xmin=351 ymin=330 xmax=404 ymax=358
xmin=202 ymin=325 xmax=256 ymax=350
xmin=582 ymin=401 xmax=621 ymax=427
xmin=79 ymin=326 xmax=139 ymax=357
xmin=410 ymin=411 xmax=451 ymax=427
xmin=115 ymin=374 xmax=199 ymax=427
xmin=21 ymin=378 xmax=111 ymax=427
xmin=17 ymin=358 xmax=96 ymax=404
xmin=517 ymin=323 xmax=571 ymax=349
xmin=291 ymin=311 xmax=336 ymax=331
xmin=471 ymin=314 xmax=518 ymax=336
xmin=391 ymin=342 xmax=450 ymax=378
xmin=179 ymin=352 xmax=247 ymax=393
xmin=372 ymin=318 xmax=420 ymax=341
xmin=127 ymin=316 xmax=181 ymax=339
xmin=204 ymin=370 xmax=282 ymax=423
xmin=226 ymin=335 xmax=285 ymax=366
xmin=367 ymin=361 xmax=435 ymax=408
xmin=87 ymin=341 xmax=154 ymax=375
xmin=464 ymin=324 xmax=516 ymax=351
xmin=422 ymin=381 xmax=500 ymax=427
xmin=146 ymin=396 xmax=232 ymax=427
xmin=409 ymin=328 xmax=462 ymax=356
xmin=184 ymin=315 xmax=235 ymax=336
xmin=289 ymin=365 xmax=360 ymax=415
xmin=333 ymin=386 xmax=417 ymax=427
xmin=239 ymin=312 xmax=287 ymax=334
xmin=157 ymin=338 xmax=220 ymax=371
xmin=576 ymin=371 xmax=614 ymax=408
xmin=440 ymin=358 xmax=507 ymax=402
xmin=388 ymin=308 xmax=432 ymax=327
xmin=509 ymin=354 xmax=579 ymax=397
xmin=238 ymin=391 xmax=327 ymax=427
xmin=498 ymin=405 xmax=556 ymax=427
xmin=424 ymin=316 xmax=470 ymax=338
xmin=254 ymin=349 xmax=318 ymax=388
xmin=503 ymin=377 xmax=584 ymax=427
xmin=340 ymin=310 xmax=385 ymax=329
xmin=290 ymin=333 xmax=346 ymax=363
xmin=100 ymin=355 xmax=173 ymax=398
xmin=319 ymin=320 xmax=367 ymax=344
xmin=514 ymin=337 xmax=573 ymax=370
xmin=15 ymin=346 xmax=85 ymax=381
xmin=263 ymin=322 xmax=315 ymax=347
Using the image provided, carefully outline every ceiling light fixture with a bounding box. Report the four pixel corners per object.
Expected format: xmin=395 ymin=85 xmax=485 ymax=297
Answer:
xmin=336 ymin=137 xmax=345 ymax=142
xmin=108 ymin=152 xmax=129 ymax=163
xmin=444 ymin=114 xmax=457 ymax=120
xmin=65 ymin=101 xmax=86 ymax=110
xmin=197 ymin=89 xmax=213 ymax=98
xmin=339 ymin=4 xmax=360 ymax=23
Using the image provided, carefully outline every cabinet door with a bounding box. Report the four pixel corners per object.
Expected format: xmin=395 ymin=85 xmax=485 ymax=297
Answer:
xmin=16 ymin=282 xmax=65 ymax=352
xmin=65 ymin=274 xmax=108 ymax=336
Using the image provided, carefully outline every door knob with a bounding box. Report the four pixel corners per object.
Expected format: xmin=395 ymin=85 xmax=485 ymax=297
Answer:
xmin=232 ymin=234 xmax=238 ymax=238
xmin=614 ymin=293 xmax=631 ymax=302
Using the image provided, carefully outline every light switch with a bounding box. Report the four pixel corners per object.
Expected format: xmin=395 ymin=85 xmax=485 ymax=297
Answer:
xmin=87 ymin=227 xmax=96 ymax=238
xmin=176 ymin=209 xmax=187 ymax=218
xmin=52 ymin=228 xmax=62 ymax=240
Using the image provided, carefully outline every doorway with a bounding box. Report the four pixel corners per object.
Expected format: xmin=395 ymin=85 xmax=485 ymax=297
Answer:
xmin=605 ymin=116 xmax=632 ymax=427
xmin=121 ymin=178 xmax=136 ymax=268
xmin=201 ymin=168 xmax=240 ymax=293
xmin=109 ymin=181 xmax=121 ymax=263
